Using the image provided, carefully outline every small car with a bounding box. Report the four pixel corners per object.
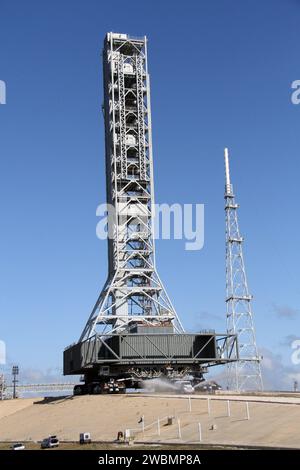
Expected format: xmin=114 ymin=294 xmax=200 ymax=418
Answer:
xmin=11 ymin=443 xmax=25 ymax=450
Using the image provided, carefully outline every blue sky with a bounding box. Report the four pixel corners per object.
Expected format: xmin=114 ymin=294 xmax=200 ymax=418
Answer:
xmin=0 ymin=0 xmax=299 ymax=389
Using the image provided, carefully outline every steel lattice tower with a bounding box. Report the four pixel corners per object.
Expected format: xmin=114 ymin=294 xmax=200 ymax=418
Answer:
xmin=224 ymin=148 xmax=263 ymax=391
xmin=80 ymin=33 xmax=184 ymax=341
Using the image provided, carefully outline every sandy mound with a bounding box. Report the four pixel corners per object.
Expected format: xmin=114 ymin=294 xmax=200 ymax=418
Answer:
xmin=0 ymin=394 xmax=299 ymax=448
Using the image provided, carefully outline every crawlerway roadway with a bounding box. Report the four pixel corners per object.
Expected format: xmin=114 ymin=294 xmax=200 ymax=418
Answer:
xmin=0 ymin=392 xmax=299 ymax=448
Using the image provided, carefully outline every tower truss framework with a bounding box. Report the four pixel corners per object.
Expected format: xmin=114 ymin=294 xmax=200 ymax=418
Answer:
xmin=224 ymin=148 xmax=263 ymax=391
xmin=80 ymin=33 xmax=183 ymax=342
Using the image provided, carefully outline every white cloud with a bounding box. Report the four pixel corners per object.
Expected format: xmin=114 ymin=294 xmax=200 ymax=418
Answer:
xmin=19 ymin=367 xmax=76 ymax=384
xmin=207 ymin=346 xmax=299 ymax=391
xmin=260 ymin=347 xmax=299 ymax=390
xmin=262 ymin=355 xmax=274 ymax=370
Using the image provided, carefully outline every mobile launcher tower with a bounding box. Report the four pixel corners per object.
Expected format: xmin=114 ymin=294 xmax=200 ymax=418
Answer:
xmin=64 ymin=33 xmax=237 ymax=395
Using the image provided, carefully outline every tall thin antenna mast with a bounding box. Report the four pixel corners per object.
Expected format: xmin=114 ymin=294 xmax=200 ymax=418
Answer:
xmin=224 ymin=148 xmax=263 ymax=391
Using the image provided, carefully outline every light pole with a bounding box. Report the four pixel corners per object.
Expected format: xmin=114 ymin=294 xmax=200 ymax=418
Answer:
xmin=12 ymin=365 xmax=19 ymax=399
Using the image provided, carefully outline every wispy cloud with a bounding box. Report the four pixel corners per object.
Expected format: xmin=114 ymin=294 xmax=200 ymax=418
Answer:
xmin=280 ymin=334 xmax=299 ymax=347
xmin=260 ymin=347 xmax=300 ymax=390
xmin=189 ymin=311 xmax=223 ymax=333
xmin=208 ymin=346 xmax=299 ymax=391
xmin=272 ymin=303 xmax=299 ymax=318
xmin=0 ymin=363 xmax=76 ymax=385
xmin=20 ymin=367 xmax=64 ymax=384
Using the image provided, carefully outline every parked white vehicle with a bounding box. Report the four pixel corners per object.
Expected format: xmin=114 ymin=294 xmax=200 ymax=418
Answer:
xmin=11 ymin=443 xmax=25 ymax=450
xmin=79 ymin=432 xmax=91 ymax=444
xmin=41 ymin=435 xmax=59 ymax=449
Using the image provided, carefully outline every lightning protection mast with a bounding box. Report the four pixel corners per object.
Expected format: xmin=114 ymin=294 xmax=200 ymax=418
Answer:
xmin=224 ymin=148 xmax=263 ymax=391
